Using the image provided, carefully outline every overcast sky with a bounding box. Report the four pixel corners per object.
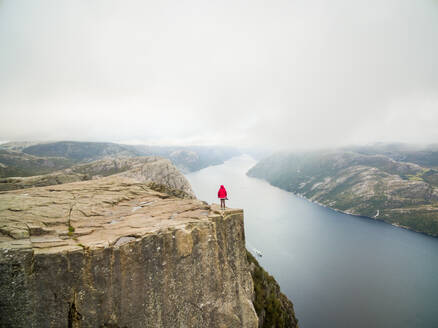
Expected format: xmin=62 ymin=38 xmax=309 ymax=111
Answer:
xmin=1 ymin=0 xmax=437 ymax=150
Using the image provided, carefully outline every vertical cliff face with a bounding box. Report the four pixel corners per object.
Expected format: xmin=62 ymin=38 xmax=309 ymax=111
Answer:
xmin=0 ymin=177 xmax=258 ymax=327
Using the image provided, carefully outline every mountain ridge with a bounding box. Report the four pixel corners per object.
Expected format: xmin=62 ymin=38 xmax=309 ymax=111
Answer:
xmin=0 ymin=140 xmax=241 ymax=178
xmin=248 ymin=149 xmax=438 ymax=236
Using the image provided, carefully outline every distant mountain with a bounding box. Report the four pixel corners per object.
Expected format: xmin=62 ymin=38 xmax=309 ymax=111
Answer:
xmin=0 ymin=149 xmax=73 ymax=178
xmin=22 ymin=141 xmax=137 ymax=162
xmin=343 ymin=143 xmax=438 ymax=168
xmin=0 ymin=141 xmax=240 ymax=178
xmin=248 ymin=147 xmax=438 ymax=236
xmin=130 ymin=145 xmax=241 ymax=173
xmin=0 ymin=157 xmax=195 ymax=198
xmin=0 ymin=141 xmax=41 ymax=151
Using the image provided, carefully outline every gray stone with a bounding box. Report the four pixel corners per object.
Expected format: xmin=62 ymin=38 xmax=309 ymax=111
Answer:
xmin=0 ymin=178 xmax=258 ymax=327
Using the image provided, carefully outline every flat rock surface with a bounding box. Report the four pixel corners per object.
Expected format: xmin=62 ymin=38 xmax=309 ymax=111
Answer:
xmin=0 ymin=175 xmax=258 ymax=328
xmin=0 ymin=175 xmax=231 ymax=254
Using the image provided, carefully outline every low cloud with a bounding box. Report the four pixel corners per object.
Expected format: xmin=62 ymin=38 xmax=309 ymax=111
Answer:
xmin=1 ymin=0 xmax=437 ymax=150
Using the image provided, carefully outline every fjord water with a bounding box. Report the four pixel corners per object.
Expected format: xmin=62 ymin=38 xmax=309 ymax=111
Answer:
xmin=186 ymin=155 xmax=438 ymax=328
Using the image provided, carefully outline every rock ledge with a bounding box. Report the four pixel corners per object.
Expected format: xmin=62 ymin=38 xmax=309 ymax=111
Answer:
xmin=0 ymin=176 xmax=258 ymax=327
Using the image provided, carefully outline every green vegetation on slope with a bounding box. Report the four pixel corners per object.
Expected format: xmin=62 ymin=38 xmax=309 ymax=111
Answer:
xmin=248 ymin=149 xmax=438 ymax=237
xmin=0 ymin=149 xmax=73 ymax=178
xmin=22 ymin=141 xmax=136 ymax=162
xmin=247 ymin=251 xmax=298 ymax=328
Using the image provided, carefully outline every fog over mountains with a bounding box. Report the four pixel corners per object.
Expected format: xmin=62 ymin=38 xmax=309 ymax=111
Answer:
xmin=1 ymin=0 xmax=437 ymax=149
xmin=0 ymin=141 xmax=240 ymax=179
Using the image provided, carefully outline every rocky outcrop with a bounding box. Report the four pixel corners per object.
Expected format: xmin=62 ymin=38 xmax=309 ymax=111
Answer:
xmin=0 ymin=176 xmax=258 ymax=327
xmin=114 ymin=157 xmax=195 ymax=198
xmin=0 ymin=157 xmax=195 ymax=198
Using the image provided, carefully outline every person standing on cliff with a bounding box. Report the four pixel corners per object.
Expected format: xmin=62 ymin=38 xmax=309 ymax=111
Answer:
xmin=218 ymin=185 xmax=228 ymax=210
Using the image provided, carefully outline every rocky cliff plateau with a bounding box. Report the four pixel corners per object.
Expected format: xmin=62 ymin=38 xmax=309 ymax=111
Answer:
xmin=0 ymin=156 xmax=298 ymax=327
xmin=0 ymin=176 xmax=258 ymax=327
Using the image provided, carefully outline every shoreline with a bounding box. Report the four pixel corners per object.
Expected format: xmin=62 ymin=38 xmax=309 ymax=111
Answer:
xmin=297 ymin=192 xmax=437 ymax=238
xmin=295 ymin=190 xmax=438 ymax=238
xmin=250 ymin=175 xmax=438 ymax=239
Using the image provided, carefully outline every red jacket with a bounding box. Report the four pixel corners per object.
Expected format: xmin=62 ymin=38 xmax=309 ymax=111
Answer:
xmin=218 ymin=185 xmax=227 ymax=199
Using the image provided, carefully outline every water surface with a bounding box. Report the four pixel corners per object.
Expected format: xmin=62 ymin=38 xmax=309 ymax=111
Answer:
xmin=186 ymin=155 xmax=438 ymax=328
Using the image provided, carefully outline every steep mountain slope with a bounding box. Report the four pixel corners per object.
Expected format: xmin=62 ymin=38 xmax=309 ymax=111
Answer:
xmin=247 ymin=251 xmax=298 ymax=328
xmin=248 ymin=151 xmax=438 ymax=236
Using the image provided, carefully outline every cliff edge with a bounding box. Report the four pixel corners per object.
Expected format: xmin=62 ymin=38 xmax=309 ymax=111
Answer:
xmin=0 ymin=175 xmax=258 ymax=327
